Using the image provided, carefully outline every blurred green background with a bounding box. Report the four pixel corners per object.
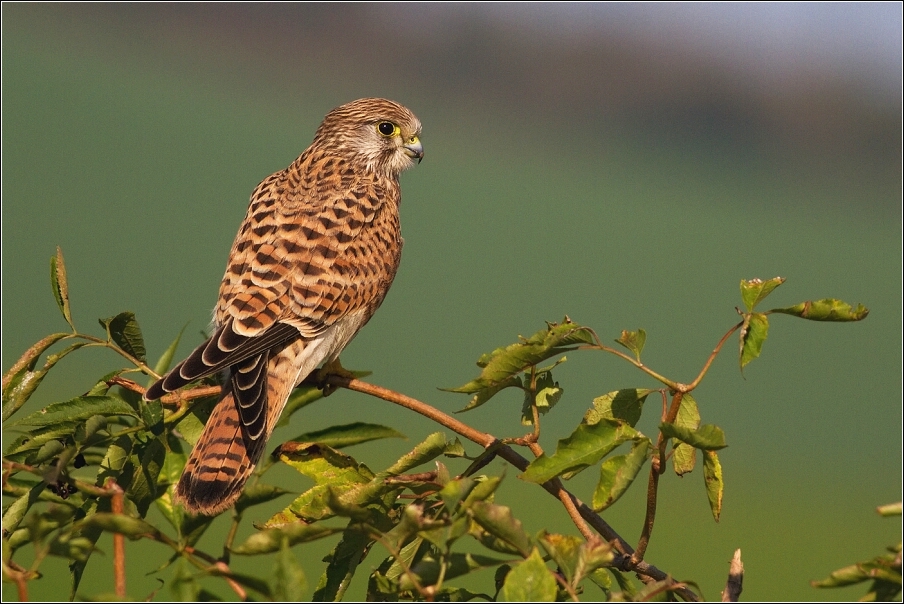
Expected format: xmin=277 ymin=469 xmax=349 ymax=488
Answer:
xmin=3 ymin=4 xmax=900 ymax=601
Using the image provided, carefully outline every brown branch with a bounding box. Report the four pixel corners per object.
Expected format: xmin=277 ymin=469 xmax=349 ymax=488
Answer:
xmin=105 ymin=479 xmax=126 ymax=599
xmin=721 ymin=549 xmax=744 ymax=602
xmin=687 ymin=322 xmax=743 ymax=391
xmin=323 ymin=375 xmax=699 ymax=602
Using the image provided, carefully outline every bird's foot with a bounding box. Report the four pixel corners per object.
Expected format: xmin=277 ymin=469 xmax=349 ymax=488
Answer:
xmin=315 ymin=358 xmax=356 ymax=396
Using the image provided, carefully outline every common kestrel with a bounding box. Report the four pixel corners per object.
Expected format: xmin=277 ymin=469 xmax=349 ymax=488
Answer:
xmin=145 ymin=98 xmax=423 ymax=516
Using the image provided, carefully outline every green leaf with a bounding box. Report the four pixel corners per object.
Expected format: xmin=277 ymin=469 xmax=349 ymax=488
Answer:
xmin=50 ymin=246 xmax=75 ymax=330
xmin=455 ymin=374 xmax=523 ymax=413
xmin=288 ymin=422 xmax=405 ymax=449
xmin=584 ymin=389 xmax=653 ymax=428
xmin=445 ymin=318 xmax=595 ymax=409
xmin=739 ymin=312 xmax=769 ymax=369
xmin=383 ymin=432 xmax=448 ymax=475
xmin=438 ymin=476 xmax=476 ymax=513
xmin=521 ymin=370 xmax=563 ymax=425
xmin=462 ymin=475 xmax=502 ymax=507
xmin=470 ymin=500 xmax=532 ymax=557
xmin=501 ymin=548 xmax=557 ymax=602
xmin=770 ymin=298 xmax=870 ymax=322
xmin=522 ymin=420 xmax=641 ymax=484
xmin=740 ymin=277 xmax=785 ymax=312
xmin=11 ymin=395 xmax=139 ymax=427
xmin=170 ymin=558 xmax=202 ymax=601
xmin=703 ymin=450 xmax=724 ymax=522
xmin=659 ymin=422 xmax=727 ymax=450
xmin=593 ymin=439 xmax=651 ymax=511
xmin=77 ymin=512 xmax=160 ymax=538
xmin=672 ymin=393 xmax=701 ymax=476
xmin=312 ymin=528 xmax=371 ymax=601
xmin=99 ymin=311 xmax=147 ymax=363
xmin=153 ymin=323 xmax=187 ymax=377
xmin=2 ymin=335 xmax=82 ymax=422
xmin=271 ymin=537 xmax=306 ymax=601
xmin=234 ymin=482 xmax=294 ymax=514
xmin=402 ymin=552 xmax=510 ymax=592
xmin=268 ymin=443 xmax=373 ymax=523
xmin=2 ymin=482 xmax=45 ymax=535
xmin=125 ymin=437 xmax=166 ymax=516
xmin=232 ymin=522 xmax=338 ymax=555
xmin=615 ymin=329 xmax=646 ymax=359
xmin=538 ymin=532 xmax=613 ymax=588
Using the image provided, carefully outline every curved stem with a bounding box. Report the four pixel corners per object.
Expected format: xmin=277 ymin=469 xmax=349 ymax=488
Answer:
xmin=320 ymin=375 xmax=699 ymax=602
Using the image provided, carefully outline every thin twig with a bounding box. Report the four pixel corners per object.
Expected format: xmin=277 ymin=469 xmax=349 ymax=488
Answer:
xmin=324 ymin=375 xmax=699 ymax=602
xmin=687 ymin=322 xmax=743 ymax=390
xmin=106 ymin=479 xmax=127 ymax=599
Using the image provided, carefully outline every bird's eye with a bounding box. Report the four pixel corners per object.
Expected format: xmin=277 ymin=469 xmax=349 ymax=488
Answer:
xmin=377 ymin=121 xmax=399 ymax=137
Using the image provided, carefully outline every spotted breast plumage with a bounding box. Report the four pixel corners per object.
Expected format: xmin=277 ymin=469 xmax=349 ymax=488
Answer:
xmin=144 ymin=98 xmax=422 ymax=515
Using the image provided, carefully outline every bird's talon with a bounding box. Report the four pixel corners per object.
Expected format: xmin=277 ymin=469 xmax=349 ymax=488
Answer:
xmin=316 ymin=358 xmax=355 ymax=396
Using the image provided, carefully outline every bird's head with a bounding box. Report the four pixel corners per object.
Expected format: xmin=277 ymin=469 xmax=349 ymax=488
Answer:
xmin=314 ymin=98 xmax=423 ymax=177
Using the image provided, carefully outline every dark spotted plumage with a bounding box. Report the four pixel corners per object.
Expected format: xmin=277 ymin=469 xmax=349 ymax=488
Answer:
xmin=144 ymin=98 xmax=422 ymax=515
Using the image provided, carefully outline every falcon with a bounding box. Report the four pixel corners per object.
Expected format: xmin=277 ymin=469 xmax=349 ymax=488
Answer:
xmin=145 ymin=98 xmax=423 ymax=515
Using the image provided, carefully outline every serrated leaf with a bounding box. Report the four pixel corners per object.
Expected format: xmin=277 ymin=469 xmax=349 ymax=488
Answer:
xmin=740 ymin=277 xmax=785 ymax=312
xmin=615 ymin=329 xmax=646 ymax=359
xmin=445 ymin=318 xmax=594 ymax=409
xmin=672 ymin=393 xmax=701 ymax=476
xmin=288 ymin=422 xmax=405 ymax=449
xmin=153 ymin=323 xmax=187 ymax=377
xmin=99 ymin=311 xmax=147 ymax=363
xmin=501 ymin=548 xmax=557 ymax=602
xmin=593 ymin=439 xmax=651 ymax=511
xmin=585 ymin=389 xmax=653 ymax=428
xmin=659 ymin=422 xmax=727 ymax=450
xmin=271 ymin=537 xmax=306 ymax=601
xmin=50 ymin=247 xmax=75 ymax=329
xmin=703 ymin=450 xmax=724 ymax=522
xmin=522 ymin=420 xmax=641 ymax=484
xmin=11 ymin=395 xmax=139 ymax=427
xmin=770 ymin=298 xmax=870 ymax=322
xmin=739 ymin=312 xmax=769 ymax=369
xmin=470 ymin=501 xmax=532 ymax=557
xmin=455 ymin=374 xmax=522 ymax=413
xmin=2 ymin=336 xmax=83 ymax=422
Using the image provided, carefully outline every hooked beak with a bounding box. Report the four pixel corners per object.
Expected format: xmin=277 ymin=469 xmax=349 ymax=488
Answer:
xmin=403 ymin=136 xmax=424 ymax=163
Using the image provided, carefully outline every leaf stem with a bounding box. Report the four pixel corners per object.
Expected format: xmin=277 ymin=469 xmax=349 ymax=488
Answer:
xmin=321 ymin=375 xmax=699 ymax=601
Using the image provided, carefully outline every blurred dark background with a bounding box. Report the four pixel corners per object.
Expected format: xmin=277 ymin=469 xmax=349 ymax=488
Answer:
xmin=3 ymin=4 xmax=901 ymax=601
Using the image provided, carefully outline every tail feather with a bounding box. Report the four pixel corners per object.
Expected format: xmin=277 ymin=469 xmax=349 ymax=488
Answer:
xmin=174 ymin=391 xmax=265 ymax=516
xmin=173 ymin=338 xmax=315 ymax=516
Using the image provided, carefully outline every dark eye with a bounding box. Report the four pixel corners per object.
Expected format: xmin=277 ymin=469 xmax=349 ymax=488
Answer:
xmin=377 ymin=121 xmax=398 ymax=137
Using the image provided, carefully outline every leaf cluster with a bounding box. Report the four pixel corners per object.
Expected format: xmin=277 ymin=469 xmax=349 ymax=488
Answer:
xmin=2 ymin=251 xmax=874 ymax=601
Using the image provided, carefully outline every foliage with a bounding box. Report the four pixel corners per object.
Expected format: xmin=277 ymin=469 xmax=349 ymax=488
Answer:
xmin=1 ymin=250 xmax=874 ymax=601
xmin=811 ymin=502 xmax=902 ymax=602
